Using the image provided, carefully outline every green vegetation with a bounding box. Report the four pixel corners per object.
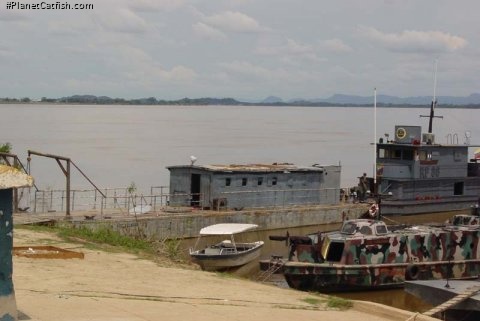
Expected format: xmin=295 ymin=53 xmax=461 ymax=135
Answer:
xmin=326 ymin=296 xmax=353 ymax=310
xmin=0 ymin=142 xmax=12 ymax=153
xmin=16 ymin=224 xmax=187 ymax=264
xmin=301 ymin=296 xmax=322 ymax=306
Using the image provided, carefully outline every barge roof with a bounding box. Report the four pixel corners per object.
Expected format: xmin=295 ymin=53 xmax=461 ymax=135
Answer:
xmin=167 ymin=163 xmax=328 ymax=173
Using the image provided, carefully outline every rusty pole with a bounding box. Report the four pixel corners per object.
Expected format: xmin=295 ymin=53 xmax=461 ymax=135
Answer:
xmin=28 ymin=150 xmax=71 ymax=218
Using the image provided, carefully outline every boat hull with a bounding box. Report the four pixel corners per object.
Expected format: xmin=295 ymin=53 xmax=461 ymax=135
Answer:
xmin=283 ymin=260 xmax=480 ymax=293
xmin=190 ymin=243 xmax=264 ymax=271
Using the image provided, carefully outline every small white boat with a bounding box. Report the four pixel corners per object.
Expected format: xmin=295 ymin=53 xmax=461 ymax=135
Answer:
xmin=189 ymin=223 xmax=264 ymax=271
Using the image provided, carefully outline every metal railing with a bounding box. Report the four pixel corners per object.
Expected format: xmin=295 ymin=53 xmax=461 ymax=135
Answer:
xmin=19 ymin=185 xmax=349 ymax=214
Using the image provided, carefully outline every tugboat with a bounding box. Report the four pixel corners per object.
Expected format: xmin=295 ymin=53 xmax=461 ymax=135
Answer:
xmin=273 ymin=213 xmax=480 ymax=293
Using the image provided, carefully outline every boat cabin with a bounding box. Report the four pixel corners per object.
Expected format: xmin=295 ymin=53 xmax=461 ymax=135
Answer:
xmin=376 ymin=124 xmax=480 ymax=215
xmin=167 ymin=163 xmax=341 ymax=210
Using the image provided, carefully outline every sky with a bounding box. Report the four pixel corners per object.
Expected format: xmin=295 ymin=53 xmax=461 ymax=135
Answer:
xmin=1 ymin=0 xmax=479 ymax=101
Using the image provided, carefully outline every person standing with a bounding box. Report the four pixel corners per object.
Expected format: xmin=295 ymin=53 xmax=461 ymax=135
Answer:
xmin=358 ymin=173 xmax=368 ymax=202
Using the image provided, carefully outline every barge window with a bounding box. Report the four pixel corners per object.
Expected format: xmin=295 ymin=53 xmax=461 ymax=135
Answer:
xmin=326 ymin=242 xmax=344 ymax=262
xmin=225 ymin=178 xmax=231 ymax=186
xmin=242 ymin=178 xmax=247 ymax=186
xmin=454 ymin=182 xmax=464 ymax=195
xmin=272 ymin=177 xmax=277 ymax=186
xmin=257 ymin=177 xmax=263 ymax=186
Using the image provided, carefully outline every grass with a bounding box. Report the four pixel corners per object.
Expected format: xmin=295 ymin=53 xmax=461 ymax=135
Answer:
xmin=326 ymin=296 xmax=353 ymax=310
xmin=302 ymin=296 xmax=322 ymax=306
xmin=301 ymin=295 xmax=352 ymax=311
xmin=16 ymin=224 xmax=187 ymax=264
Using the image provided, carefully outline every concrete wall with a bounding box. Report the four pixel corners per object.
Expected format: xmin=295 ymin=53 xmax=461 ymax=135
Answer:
xmin=0 ymin=188 xmax=17 ymax=321
xmin=70 ymin=203 xmax=368 ymax=240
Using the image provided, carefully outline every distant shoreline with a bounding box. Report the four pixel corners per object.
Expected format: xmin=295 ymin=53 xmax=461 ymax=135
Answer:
xmin=0 ymin=101 xmax=480 ymax=109
xmin=1 ymin=100 xmax=480 ymax=109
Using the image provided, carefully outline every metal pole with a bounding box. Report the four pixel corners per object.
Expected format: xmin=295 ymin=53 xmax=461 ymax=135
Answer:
xmin=66 ymin=159 xmax=71 ymax=218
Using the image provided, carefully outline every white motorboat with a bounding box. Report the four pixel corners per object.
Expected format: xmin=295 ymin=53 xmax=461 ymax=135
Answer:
xmin=189 ymin=223 xmax=264 ymax=271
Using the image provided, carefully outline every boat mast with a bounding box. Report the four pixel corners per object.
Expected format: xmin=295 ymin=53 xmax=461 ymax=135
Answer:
xmin=421 ymin=59 xmax=442 ymax=135
xmin=428 ymin=60 xmax=438 ymax=133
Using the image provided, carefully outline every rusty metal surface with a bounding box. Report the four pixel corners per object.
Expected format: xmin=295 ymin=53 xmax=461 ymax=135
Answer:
xmin=0 ymin=164 xmax=34 ymax=189
xmin=13 ymin=246 xmax=84 ymax=259
xmin=170 ymin=163 xmax=325 ymax=172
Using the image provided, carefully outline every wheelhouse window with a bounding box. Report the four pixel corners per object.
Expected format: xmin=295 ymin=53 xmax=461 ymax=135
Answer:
xmin=393 ymin=149 xmax=402 ymax=159
xmin=378 ymin=148 xmax=388 ymax=159
xmin=225 ymin=178 xmax=231 ymax=186
xmin=402 ymin=149 xmax=414 ymax=160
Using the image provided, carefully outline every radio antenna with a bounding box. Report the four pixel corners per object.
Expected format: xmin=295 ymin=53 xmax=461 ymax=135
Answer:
xmin=420 ymin=59 xmax=443 ymax=134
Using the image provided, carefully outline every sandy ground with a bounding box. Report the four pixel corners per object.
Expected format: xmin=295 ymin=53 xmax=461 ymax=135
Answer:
xmin=11 ymin=228 xmax=437 ymax=321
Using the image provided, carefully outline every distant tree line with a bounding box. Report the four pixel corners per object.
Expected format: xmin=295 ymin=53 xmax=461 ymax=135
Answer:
xmin=1 ymin=95 xmax=480 ymax=108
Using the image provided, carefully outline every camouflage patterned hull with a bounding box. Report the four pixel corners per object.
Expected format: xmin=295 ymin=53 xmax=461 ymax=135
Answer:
xmin=284 ymin=260 xmax=480 ymax=292
xmin=279 ymin=216 xmax=480 ymax=293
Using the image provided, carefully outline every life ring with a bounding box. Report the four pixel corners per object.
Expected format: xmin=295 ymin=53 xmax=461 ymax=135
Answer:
xmin=368 ymin=204 xmax=379 ymax=218
xmin=405 ymin=265 xmax=420 ymax=280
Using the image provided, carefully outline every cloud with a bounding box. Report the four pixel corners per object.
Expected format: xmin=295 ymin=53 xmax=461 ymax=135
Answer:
xmin=255 ymin=38 xmax=324 ymax=64
xmin=96 ymin=8 xmax=148 ymax=33
xmin=359 ymin=26 xmax=467 ymax=53
xmin=322 ymin=39 xmax=353 ymax=53
xmin=192 ymin=22 xmax=227 ymax=41
xmin=160 ymin=65 xmax=197 ymax=82
xmin=0 ymin=10 xmax=28 ymax=22
xmin=129 ymin=0 xmax=185 ymax=12
xmin=203 ymin=11 xmax=262 ymax=33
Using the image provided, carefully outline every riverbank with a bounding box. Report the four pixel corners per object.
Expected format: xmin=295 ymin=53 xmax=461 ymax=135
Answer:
xmin=11 ymin=227 xmax=437 ymax=321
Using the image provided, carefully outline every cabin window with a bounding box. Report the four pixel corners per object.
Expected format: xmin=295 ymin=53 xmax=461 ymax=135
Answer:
xmin=378 ymin=148 xmax=387 ymax=159
xmin=359 ymin=226 xmax=373 ymax=235
xmin=257 ymin=177 xmax=263 ymax=186
xmin=454 ymin=182 xmax=464 ymax=195
xmin=242 ymin=178 xmax=248 ymax=186
xmin=375 ymin=225 xmax=388 ymax=235
xmin=341 ymin=222 xmax=357 ymax=234
xmin=453 ymin=151 xmax=462 ymax=162
xmin=225 ymin=178 xmax=231 ymax=186
xmin=419 ymin=151 xmax=427 ymax=161
xmin=272 ymin=177 xmax=277 ymax=186
xmin=326 ymin=242 xmax=344 ymax=262
xmin=393 ymin=149 xmax=402 ymax=159
xmin=402 ymin=150 xmax=414 ymax=160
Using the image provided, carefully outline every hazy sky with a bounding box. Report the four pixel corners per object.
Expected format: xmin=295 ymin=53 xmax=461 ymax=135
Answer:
xmin=1 ymin=0 xmax=478 ymax=101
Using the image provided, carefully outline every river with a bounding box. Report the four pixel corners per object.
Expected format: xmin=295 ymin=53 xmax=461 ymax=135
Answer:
xmin=1 ymin=104 xmax=479 ymax=193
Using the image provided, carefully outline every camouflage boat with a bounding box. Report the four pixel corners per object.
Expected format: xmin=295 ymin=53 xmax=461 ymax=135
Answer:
xmin=278 ymin=214 xmax=480 ymax=292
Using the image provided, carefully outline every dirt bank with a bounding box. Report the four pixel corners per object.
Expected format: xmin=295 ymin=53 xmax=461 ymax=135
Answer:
xmin=12 ymin=228 xmax=435 ymax=321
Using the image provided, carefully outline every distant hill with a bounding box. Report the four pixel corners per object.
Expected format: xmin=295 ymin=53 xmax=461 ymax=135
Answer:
xmin=303 ymin=93 xmax=480 ymax=105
